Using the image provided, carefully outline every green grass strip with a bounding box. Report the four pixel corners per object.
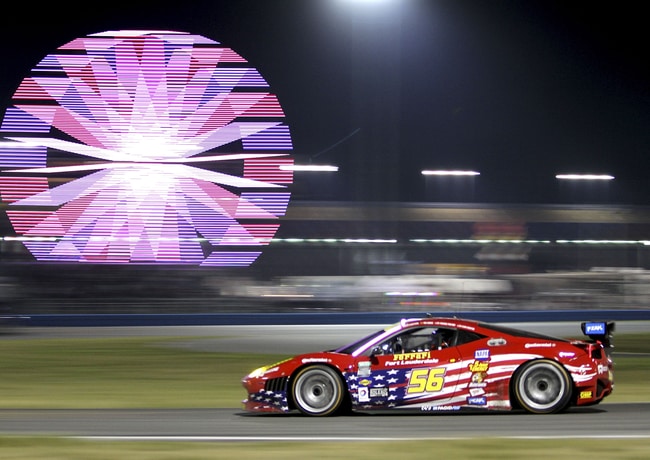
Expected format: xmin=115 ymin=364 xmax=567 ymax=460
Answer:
xmin=0 ymin=337 xmax=284 ymax=408
xmin=0 ymin=333 xmax=648 ymax=409
xmin=1 ymin=437 xmax=650 ymax=459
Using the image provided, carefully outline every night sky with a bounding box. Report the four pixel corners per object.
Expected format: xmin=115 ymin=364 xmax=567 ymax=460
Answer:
xmin=0 ymin=0 xmax=647 ymax=204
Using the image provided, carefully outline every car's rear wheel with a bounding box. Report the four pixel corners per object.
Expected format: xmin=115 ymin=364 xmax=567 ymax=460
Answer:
xmin=513 ymin=359 xmax=572 ymax=414
xmin=291 ymin=365 xmax=345 ymax=416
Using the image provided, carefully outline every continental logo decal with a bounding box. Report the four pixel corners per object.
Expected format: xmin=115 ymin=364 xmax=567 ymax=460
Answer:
xmin=468 ymin=361 xmax=489 ymax=373
xmin=525 ymin=343 xmax=556 ymax=348
xmin=301 ymin=358 xmax=330 ymax=363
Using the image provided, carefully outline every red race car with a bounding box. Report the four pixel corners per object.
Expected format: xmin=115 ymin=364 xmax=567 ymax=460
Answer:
xmin=242 ymin=316 xmax=614 ymax=416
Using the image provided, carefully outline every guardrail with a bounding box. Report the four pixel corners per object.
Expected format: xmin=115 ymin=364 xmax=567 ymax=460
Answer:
xmin=17 ymin=309 xmax=650 ymax=327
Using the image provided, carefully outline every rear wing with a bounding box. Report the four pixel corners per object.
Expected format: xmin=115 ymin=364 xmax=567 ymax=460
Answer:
xmin=581 ymin=321 xmax=615 ymax=349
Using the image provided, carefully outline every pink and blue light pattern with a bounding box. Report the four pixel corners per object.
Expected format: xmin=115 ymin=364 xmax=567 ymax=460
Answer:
xmin=0 ymin=30 xmax=293 ymax=265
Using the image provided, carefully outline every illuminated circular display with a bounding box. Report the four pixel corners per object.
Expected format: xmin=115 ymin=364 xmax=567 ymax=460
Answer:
xmin=0 ymin=30 xmax=293 ymax=265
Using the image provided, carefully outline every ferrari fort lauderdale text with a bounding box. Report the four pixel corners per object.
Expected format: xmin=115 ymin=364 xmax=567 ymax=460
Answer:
xmin=242 ymin=316 xmax=614 ymax=416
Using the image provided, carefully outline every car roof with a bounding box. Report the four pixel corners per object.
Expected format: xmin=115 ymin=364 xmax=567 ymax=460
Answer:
xmin=400 ymin=316 xmax=481 ymax=330
xmin=398 ymin=316 xmax=568 ymax=342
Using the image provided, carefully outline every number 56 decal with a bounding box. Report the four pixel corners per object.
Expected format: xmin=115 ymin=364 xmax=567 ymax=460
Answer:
xmin=407 ymin=368 xmax=446 ymax=394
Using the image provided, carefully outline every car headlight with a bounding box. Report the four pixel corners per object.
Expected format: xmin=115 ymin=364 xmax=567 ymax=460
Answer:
xmin=247 ymin=366 xmax=268 ymax=379
xmin=246 ymin=358 xmax=290 ymax=379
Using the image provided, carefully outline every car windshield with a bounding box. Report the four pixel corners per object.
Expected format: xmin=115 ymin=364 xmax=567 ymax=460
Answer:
xmin=332 ymin=329 xmax=387 ymax=354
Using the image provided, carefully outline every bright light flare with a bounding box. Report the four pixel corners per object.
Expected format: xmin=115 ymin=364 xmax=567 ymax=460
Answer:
xmin=0 ymin=30 xmax=294 ymax=266
xmin=421 ymin=170 xmax=480 ymax=176
xmin=280 ymin=164 xmax=339 ymax=172
xmin=556 ymin=174 xmax=614 ymax=181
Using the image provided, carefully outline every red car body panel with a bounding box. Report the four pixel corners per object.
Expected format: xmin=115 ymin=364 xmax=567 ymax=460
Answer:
xmin=242 ymin=317 xmax=614 ymax=415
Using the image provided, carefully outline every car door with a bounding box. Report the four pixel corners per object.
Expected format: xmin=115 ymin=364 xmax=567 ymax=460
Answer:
xmin=352 ymin=327 xmax=463 ymax=410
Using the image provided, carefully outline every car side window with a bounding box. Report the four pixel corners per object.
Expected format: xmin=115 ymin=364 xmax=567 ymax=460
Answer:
xmin=454 ymin=330 xmax=485 ymax=346
xmin=401 ymin=328 xmax=436 ymax=352
xmin=371 ymin=327 xmax=461 ymax=355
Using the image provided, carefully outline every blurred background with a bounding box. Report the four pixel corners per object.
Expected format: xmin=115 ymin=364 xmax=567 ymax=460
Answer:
xmin=0 ymin=0 xmax=648 ymax=319
xmin=3 ymin=201 xmax=650 ymax=315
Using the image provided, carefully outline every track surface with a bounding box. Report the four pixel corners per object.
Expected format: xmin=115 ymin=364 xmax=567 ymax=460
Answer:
xmin=1 ymin=404 xmax=649 ymax=439
xmin=2 ymin=322 xmax=649 ymax=440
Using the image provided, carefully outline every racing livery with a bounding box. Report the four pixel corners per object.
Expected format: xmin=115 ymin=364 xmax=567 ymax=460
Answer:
xmin=242 ymin=316 xmax=614 ymax=416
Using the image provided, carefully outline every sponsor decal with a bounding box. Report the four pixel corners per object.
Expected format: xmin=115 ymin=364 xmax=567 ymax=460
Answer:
xmin=467 ymin=396 xmax=487 ymax=406
xmin=487 ymin=338 xmax=507 ymax=346
xmin=584 ymin=322 xmax=606 ymax=335
xmin=395 ymin=351 xmax=432 ymax=360
xmin=580 ymin=390 xmax=593 ymax=399
xmin=474 ymin=349 xmax=490 ymax=360
xmin=469 ymin=371 xmax=487 ymax=387
xmin=358 ymin=361 xmax=371 ymax=377
xmin=359 ymin=379 xmax=372 ymax=386
xmin=559 ymin=352 xmax=576 ymax=358
xmin=490 ymin=400 xmax=510 ymax=408
xmin=454 ymin=324 xmax=477 ymax=331
xmin=525 ymin=343 xmax=556 ymax=348
xmin=387 ymin=351 xmax=439 ymax=367
xmin=301 ymin=358 xmax=330 ymax=363
xmin=434 ymin=321 xmax=458 ymax=328
xmin=598 ymin=364 xmax=609 ymax=374
xmin=471 ymin=372 xmax=486 ymax=384
xmin=567 ymin=363 xmax=593 ymax=376
xmin=468 ymin=361 xmax=489 ymax=373
xmin=358 ymin=387 xmax=370 ymax=402
xmin=421 ymin=405 xmax=461 ymax=412
xmin=370 ymin=387 xmax=389 ymax=398
xmin=469 ymin=388 xmax=485 ymax=397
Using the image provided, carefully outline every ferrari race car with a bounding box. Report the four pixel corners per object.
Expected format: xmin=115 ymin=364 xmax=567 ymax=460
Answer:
xmin=242 ymin=316 xmax=614 ymax=416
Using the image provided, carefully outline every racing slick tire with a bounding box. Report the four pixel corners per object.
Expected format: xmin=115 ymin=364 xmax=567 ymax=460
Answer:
xmin=513 ymin=359 xmax=572 ymax=414
xmin=291 ymin=365 xmax=346 ymax=416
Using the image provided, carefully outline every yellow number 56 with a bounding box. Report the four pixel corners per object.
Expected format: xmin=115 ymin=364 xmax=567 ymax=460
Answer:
xmin=407 ymin=368 xmax=446 ymax=394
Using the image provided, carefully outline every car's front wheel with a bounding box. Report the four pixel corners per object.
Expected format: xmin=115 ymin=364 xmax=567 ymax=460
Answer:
xmin=291 ymin=365 xmax=345 ymax=416
xmin=513 ymin=359 xmax=572 ymax=414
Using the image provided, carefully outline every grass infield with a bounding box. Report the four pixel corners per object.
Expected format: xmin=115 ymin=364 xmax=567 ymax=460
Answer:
xmin=0 ymin=333 xmax=648 ymax=408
